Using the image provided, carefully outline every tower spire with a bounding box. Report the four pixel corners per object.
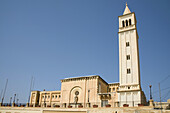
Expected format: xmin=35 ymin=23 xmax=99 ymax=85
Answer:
xmin=123 ymin=2 xmax=131 ymax=15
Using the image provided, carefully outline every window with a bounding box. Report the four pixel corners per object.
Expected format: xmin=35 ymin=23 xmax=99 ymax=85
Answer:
xmin=52 ymin=95 xmax=54 ymax=99
xmin=113 ymin=88 xmax=115 ymax=91
xmin=59 ymin=95 xmax=61 ymax=98
xmin=127 ymin=69 xmax=131 ymax=74
xmin=101 ymin=100 xmax=108 ymax=107
xmin=126 ymin=42 xmax=130 ymax=47
xmin=122 ymin=21 xmax=125 ymax=27
xmin=108 ymin=88 xmax=111 ymax=92
xmin=56 ymin=95 xmax=57 ymax=98
xmin=129 ymin=19 xmax=132 ymax=25
xmin=126 ymin=20 xmax=128 ymax=26
xmin=48 ymin=96 xmax=50 ymax=99
xmin=128 ymin=87 xmax=130 ymax=89
xmin=117 ymin=87 xmax=119 ymax=91
xmin=127 ymin=55 xmax=130 ymax=60
xmin=75 ymin=91 xmax=79 ymax=95
xmin=98 ymin=83 xmax=101 ymax=93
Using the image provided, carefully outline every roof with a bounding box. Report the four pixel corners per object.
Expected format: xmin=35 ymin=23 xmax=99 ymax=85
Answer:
xmin=62 ymin=75 xmax=99 ymax=80
xmin=61 ymin=75 xmax=108 ymax=85
xmin=108 ymin=82 xmax=120 ymax=86
xmin=123 ymin=3 xmax=131 ymax=15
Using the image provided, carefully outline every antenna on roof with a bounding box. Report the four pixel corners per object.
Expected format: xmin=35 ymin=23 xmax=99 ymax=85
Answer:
xmin=32 ymin=77 xmax=35 ymax=91
xmin=1 ymin=79 xmax=8 ymax=104
xmin=27 ymin=76 xmax=33 ymax=104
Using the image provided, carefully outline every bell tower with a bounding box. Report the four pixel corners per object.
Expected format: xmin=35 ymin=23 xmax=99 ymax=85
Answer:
xmin=118 ymin=3 xmax=146 ymax=107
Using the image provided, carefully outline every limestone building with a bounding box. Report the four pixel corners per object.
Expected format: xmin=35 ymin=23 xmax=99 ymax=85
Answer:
xmin=29 ymin=3 xmax=146 ymax=108
xmin=118 ymin=3 xmax=146 ymax=107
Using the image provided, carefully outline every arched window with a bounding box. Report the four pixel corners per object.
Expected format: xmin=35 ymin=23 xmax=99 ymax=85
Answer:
xmin=126 ymin=42 xmax=130 ymax=47
xmin=122 ymin=21 xmax=125 ymax=27
xmin=129 ymin=19 xmax=131 ymax=25
xmin=126 ymin=20 xmax=128 ymax=26
xmin=127 ymin=68 xmax=131 ymax=74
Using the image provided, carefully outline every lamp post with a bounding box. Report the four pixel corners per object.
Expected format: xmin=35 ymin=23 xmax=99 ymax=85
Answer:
xmin=9 ymin=97 xmax=12 ymax=106
xmin=13 ymin=94 xmax=16 ymax=103
xmin=17 ymin=99 xmax=19 ymax=106
xmin=149 ymin=85 xmax=154 ymax=107
xmin=149 ymin=85 xmax=152 ymax=99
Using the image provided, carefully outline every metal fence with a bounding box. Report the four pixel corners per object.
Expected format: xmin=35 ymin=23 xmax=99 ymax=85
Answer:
xmin=0 ymin=101 xmax=145 ymax=108
xmin=0 ymin=103 xmax=26 ymax=107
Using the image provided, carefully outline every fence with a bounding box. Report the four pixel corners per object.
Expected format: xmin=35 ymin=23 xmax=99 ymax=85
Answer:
xmin=0 ymin=101 xmax=144 ymax=108
xmin=0 ymin=103 xmax=27 ymax=107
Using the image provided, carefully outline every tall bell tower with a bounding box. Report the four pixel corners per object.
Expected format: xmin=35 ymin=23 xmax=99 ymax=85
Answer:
xmin=118 ymin=3 xmax=146 ymax=107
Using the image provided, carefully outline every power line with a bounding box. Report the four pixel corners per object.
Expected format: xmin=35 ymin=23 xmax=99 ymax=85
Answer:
xmin=152 ymin=86 xmax=170 ymax=95
xmin=161 ymin=90 xmax=170 ymax=101
xmin=159 ymin=75 xmax=170 ymax=83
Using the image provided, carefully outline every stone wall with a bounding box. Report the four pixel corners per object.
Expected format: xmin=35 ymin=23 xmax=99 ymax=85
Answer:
xmin=0 ymin=106 xmax=170 ymax=113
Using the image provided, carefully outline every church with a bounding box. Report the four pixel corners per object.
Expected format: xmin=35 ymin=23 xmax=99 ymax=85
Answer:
xmin=29 ymin=3 xmax=147 ymax=108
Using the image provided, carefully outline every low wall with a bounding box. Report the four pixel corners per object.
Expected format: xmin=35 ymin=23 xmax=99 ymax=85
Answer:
xmin=0 ymin=106 xmax=170 ymax=113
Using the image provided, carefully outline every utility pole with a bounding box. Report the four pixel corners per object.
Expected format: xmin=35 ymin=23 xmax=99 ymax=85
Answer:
xmin=0 ymin=90 xmax=3 ymax=101
xmin=159 ymin=83 xmax=162 ymax=113
xmin=28 ymin=76 xmax=33 ymax=104
xmin=1 ymin=79 xmax=8 ymax=104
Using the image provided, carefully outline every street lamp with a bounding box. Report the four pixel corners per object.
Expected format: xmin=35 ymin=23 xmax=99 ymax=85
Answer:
xmin=9 ymin=97 xmax=12 ymax=106
xmin=17 ymin=99 xmax=19 ymax=106
xmin=13 ymin=94 xmax=16 ymax=103
xmin=149 ymin=85 xmax=152 ymax=100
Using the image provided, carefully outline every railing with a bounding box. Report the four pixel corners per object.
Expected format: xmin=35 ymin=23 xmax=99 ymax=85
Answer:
xmin=0 ymin=103 xmax=27 ymax=107
xmin=0 ymin=101 xmax=146 ymax=108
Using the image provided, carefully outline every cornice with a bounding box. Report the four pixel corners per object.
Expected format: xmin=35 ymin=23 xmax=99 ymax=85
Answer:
xmin=118 ymin=28 xmax=136 ymax=34
xmin=118 ymin=89 xmax=141 ymax=93
xmin=108 ymin=83 xmax=120 ymax=86
xmin=61 ymin=75 xmax=99 ymax=82
xmin=118 ymin=12 xmax=135 ymax=18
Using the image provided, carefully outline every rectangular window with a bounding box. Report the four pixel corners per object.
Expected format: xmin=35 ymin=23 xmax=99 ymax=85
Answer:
xmin=127 ymin=55 xmax=130 ymax=60
xmin=127 ymin=68 xmax=131 ymax=74
xmin=109 ymin=88 xmax=111 ymax=92
xmin=98 ymin=83 xmax=101 ymax=93
xmin=126 ymin=42 xmax=130 ymax=47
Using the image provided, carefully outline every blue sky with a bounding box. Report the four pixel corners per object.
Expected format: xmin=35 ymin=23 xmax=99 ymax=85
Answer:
xmin=0 ymin=0 xmax=170 ymax=103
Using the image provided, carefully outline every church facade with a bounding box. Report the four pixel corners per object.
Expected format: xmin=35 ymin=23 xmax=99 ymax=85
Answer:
xmin=29 ymin=3 xmax=147 ymax=108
